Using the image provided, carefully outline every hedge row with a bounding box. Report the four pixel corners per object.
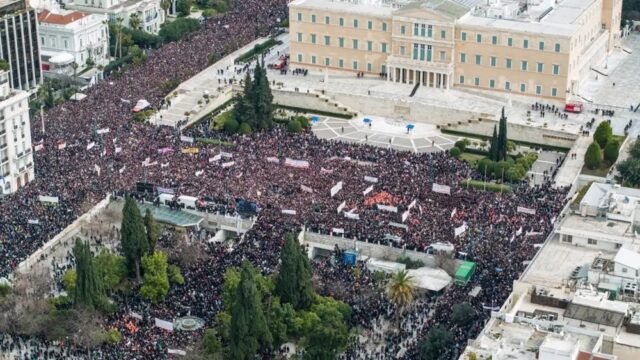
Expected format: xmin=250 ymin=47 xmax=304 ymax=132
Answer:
xmin=236 ymin=38 xmax=282 ymax=63
xmin=441 ymin=129 xmax=571 ymax=152
xmin=274 ymin=104 xmax=354 ymax=119
xmin=462 ymin=179 xmax=512 ymax=193
xmin=195 ymin=138 xmax=236 ymax=147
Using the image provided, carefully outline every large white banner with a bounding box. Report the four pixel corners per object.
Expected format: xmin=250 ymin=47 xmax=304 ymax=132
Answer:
xmin=364 ymin=176 xmax=378 ymax=183
xmin=388 ymin=221 xmax=408 ymax=230
xmin=517 ymin=206 xmax=536 ymax=215
xmin=154 ymin=318 xmax=173 ymax=331
xmin=195 ymin=170 xmax=204 ymax=177
xmin=97 ymin=128 xmax=110 ymax=134
xmin=402 ymin=210 xmax=410 ymax=222
xmin=266 ymin=156 xmax=279 ymax=163
xmin=86 ymin=142 xmax=95 ymax=150
xmin=285 ymin=158 xmax=310 ymax=169
xmin=209 ymin=154 xmax=222 ymax=162
xmin=167 ymin=349 xmax=187 ymax=356
xmin=281 ymin=209 xmax=297 ymax=215
xmin=330 ymin=181 xmax=343 ymax=197
xmin=344 ymin=212 xmax=360 ymax=220
xmin=363 ymin=185 xmax=374 ymax=196
xmin=332 ymin=228 xmax=344 ymax=234
xmin=432 ymin=183 xmax=451 ymax=195
xmin=180 ymin=135 xmax=194 ymax=143
xmin=454 ymin=223 xmax=467 ymax=237
xmin=300 ymin=184 xmax=314 ymax=193
xmin=377 ymin=204 xmax=398 ymax=213
xmin=220 ymin=152 xmax=233 ymax=159
xmin=222 ymin=161 xmax=235 ymax=168
xmin=408 ymin=199 xmax=417 ymax=210
xmin=38 ymin=195 xmax=59 ymax=204
xmin=337 ymin=201 xmax=346 ymax=214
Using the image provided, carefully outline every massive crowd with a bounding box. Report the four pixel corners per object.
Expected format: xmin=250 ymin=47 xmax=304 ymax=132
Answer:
xmin=0 ymin=0 xmax=571 ymax=358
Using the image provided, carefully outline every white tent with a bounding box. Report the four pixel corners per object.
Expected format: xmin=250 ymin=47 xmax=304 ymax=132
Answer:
xmin=132 ymin=99 xmax=151 ymax=112
xmin=407 ymin=267 xmax=452 ymax=292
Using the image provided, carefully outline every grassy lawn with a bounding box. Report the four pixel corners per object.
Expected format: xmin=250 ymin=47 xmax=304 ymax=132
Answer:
xmin=459 ymin=152 xmax=484 ymax=166
xmin=581 ymin=163 xmax=612 ymax=177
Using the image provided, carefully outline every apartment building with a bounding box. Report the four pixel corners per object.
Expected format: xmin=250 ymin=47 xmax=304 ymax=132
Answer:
xmin=0 ymin=68 xmax=34 ymax=196
xmin=62 ymin=0 xmax=165 ymax=34
xmin=289 ymin=0 xmax=623 ymax=100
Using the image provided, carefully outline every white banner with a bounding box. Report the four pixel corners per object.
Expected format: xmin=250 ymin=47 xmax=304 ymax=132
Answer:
xmin=525 ymin=231 xmax=543 ymax=237
xmin=195 ymin=170 xmax=204 ymax=177
xmin=180 ymin=135 xmax=194 ymax=143
xmin=330 ymin=181 xmax=343 ymax=197
xmin=516 ymin=226 xmax=523 ymax=236
xmin=115 ymin=146 xmax=122 ymax=154
xmin=27 ymin=219 xmax=40 ymax=225
xmin=119 ymin=166 xmax=126 ymax=174
xmin=432 ymin=183 xmax=451 ymax=195
xmin=363 ymin=185 xmax=374 ymax=196
xmin=300 ymin=184 xmax=314 ymax=193
xmin=320 ymin=167 xmax=333 ymax=174
xmin=154 ymin=318 xmax=174 ymax=332
xmin=454 ymin=223 xmax=467 ymax=237
xmin=167 ymin=349 xmax=186 ymax=356
xmin=143 ymin=161 xmax=158 ymax=167
xmin=337 ymin=201 xmax=346 ymax=214
xmin=94 ymin=164 xmax=101 ymax=175
xmin=285 ymin=158 xmax=310 ymax=169
xmin=266 ymin=156 xmax=279 ymax=163
xmin=129 ymin=311 xmax=143 ymax=320
xmin=86 ymin=142 xmax=95 ymax=150
xmin=220 ymin=152 xmax=233 ymax=159
xmin=332 ymin=228 xmax=344 ymax=234
xmin=281 ymin=209 xmax=297 ymax=215
xmin=388 ymin=221 xmax=409 ymax=230
xmin=364 ymin=176 xmax=378 ymax=183
xmin=402 ymin=210 xmax=410 ymax=222
xmin=344 ymin=212 xmax=360 ymax=220
xmin=38 ymin=195 xmax=59 ymax=203
xmin=97 ymin=128 xmax=110 ymax=134
xmin=209 ymin=154 xmax=222 ymax=162
xmin=517 ymin=206 xmax=536 ymax=215
xmin=377 ymin=204 xmax=398 ymax=213
xmin=57 ymin=141 xmax=66 ymax=150
xmin=222 ymin=161 xmax=235 ymax=168
xmin=34 ymin=143 xmax=44 ymax=152
xmin=408 ymin=199 xmax=417 ymax=210
xmin=161 ymin=162 xmax=170 ymax=168
xmin=451 ymin=208 xmax=457 ymax=218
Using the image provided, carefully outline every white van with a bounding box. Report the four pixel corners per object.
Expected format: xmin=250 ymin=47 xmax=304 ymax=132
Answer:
xmin=158 ymin=193 xmax=175 ymax=206
xmin=178 ymin=195 xmax=199 ymax=210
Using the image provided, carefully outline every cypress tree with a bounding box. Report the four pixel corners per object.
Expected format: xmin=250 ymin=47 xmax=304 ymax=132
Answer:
xmin=120 ymin=196 xmax=149 ymax=282
xmin=253 ymin=60 xmax=274 ymax=130
xmin=73 ymin=238 xmax=104 ymax=309
xmin=229 ymin=261 xmax=272 ymax=360
xmin=275 ymin=234 xmax=314 ymax=310
xmin=489 ymin=125 xmax=499 ymax=162
xmin=144 ymin=209 xmax=160 ymax=255
xmin=497 ymin=108 xmax=508 ymax=161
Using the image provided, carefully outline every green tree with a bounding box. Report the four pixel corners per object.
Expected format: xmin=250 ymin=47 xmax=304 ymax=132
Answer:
xmin=128 ymin=13 xmax=141 ymax=30
xmin=594 ymin=121 xmax=613 ymax=148
xmin=418 ymin=327 xmax=454 ymax=360
xmin=603 ymin=139 xmax=620 ymax=163
xmin=252 ymin=61 xmax=274 ymax=130
xmin=301 ymin=297 xmax=351 ymax=360
xmin=144 ymin=209 xmax=161 ymax=254
xmin=386 ymin=270 xmax=416 ymax=329
xmin=139 ymin=251 xmax=170 ymax=303
xmin=94 ymin=249 xmax=127 ymax=292
xmin=275 ymin=234 xmax=315 ymax=310
xmin=449 ymin=147 xmax=461 ymax=157
xmin=617 ymin=157 xmax=640 ymax=186
xmin=287 ymin=119 xmax=302 ymax=133
xmin=176 ymin=0 xmax=192 ymax=16
xmin=585 ymin=142 xmax=602 ymax=170
xmin=168 ymin=264 xmax=185 ymax=285
xmin=229 ymin=261 xmax=272 ymax=360
xmin=202 ymin=328 xmax=223 ymax=357
xmin=451 ymin=302 xmax=476 ymax=327
xmin=488 ymin=125 xmax=498 ymax=162
xmin=73 ymin=239 xmax=105 ymax=309
xmin=159 ymin=18 xmax=200 ymax=42
xmin=497 ymin=107 xmax=508 ymax=161
xmin=120 ymin=196 xmax=149 ymax=282
xmin=238 ymin=122 xmax=253 ymax=135
xmin=224 ymin=117 xmax=240 ymax=134
xmin=477 ymin=158 xmax=494 ymax=178
xmin=0 ymin=283 xmax=11 ymax=298
xmin=629 ymin=140 xmax=640 ymax=159
xmin=63 ymin=269 xmax=77 ymax=296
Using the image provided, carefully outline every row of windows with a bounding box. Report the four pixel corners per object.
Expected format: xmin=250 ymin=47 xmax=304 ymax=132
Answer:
xmin=458 ymin=53 xmax=561 ymax=75
xmin=296 ymin=33 xmax=388 ymax=52
xmin=397 ymin=24 xmax=448 ymax=40
xmin=458 ymin=75 xmax=559 ymax=96
xmin=296 ymin=13 xmax=388 ymax=31
xmin=296 ymin=53 xmax=385 ymax=72
xmin=460 ymin=32 xmax=562 ymax=52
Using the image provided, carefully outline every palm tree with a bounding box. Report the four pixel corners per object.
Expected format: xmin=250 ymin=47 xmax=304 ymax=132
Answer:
xmin=129 ymin=13 xmax=141 ymax=30
xmin=115 ymin=16 xmax=124 ymax=58
xmin=160 ymin=0 xmax=170 ymax=17
xmin=386 ymin=270 xmax=416 ymax=331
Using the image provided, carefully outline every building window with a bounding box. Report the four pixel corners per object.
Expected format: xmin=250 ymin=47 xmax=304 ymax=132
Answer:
xmin=311 ymin=14 xmax=316 ymax=23
xmin=555 ymin=43 xmax=561 ymax=52
xmin=474 ymin=77 xmax=480 ymax=86
xmin=588 ymin=238 xmax=597 ymax=245
xmin=490 ymin=56 xmax=497 ymax=67
xmin=536 ymin=85 xmax=542 ymax=95
xmin=475 ymin=55 xmax=482 ymax=65
xmin=427 ymin=25 xmax=433 ymax=37
xmin=622 ymin=267 xmax=628 ymax=273
xmin=489 ymin=79 xmax=495 ymax=88
xmin=352 ymin=39 xmax=358 ymax=49
xmin=381 ymin=42 xmax=387 ymax=53
xmin=367 ymin=41 xmax=373 ymax=52
xmin=367 ymin=63 xmax=372 ymax=72
xmin=339 ymin=59 xmax=344 ymax=68
xmin=367 ymin=20 xmax=373 ymax=30
xmin=552 ymin=64 xmax=560 ymax=75
xmin=551 ymin=87 xmax=558 ymax=97
xmin=339 ymin=17 xmax=344 ymax=26
xmin=506 ymin=58 xmax=512 ymax=69
xmin=311 ymin=55 xmax=316 ymax=64
xmin=414 ymin=23 xmax=419 ymax=36
xmin=413 ymin=44 xmax=419 ymax=60
xmin=523 ymin=39 xmax=529 ymax=49
xmin=353 ymin=19 xmax=358 ymax=28
xmin=537 ymin=63 xmax=544 ymax=73
xmin=562 ymin=234 xmax=572 ymax=243
xmin=296 ymin=33 xmax=303 ymax=42
xmin=491 ymin=35 xmax=497 ymax=45
xmin=324 ymin=36 xmax=331 ymax=46
xmin=325 ymin=16 xmax=330 ymax=25
xmin=339 ymin=37 xmax=344 ymax=48
xmin=521 ymin=60 xmax=528 ymax=71
xmin=505 ymin=81 xmax=511 ymax=90
xmin=325 ymin=57 xmax=330 ymax=66
xmin=507 ymin=37 xmax=513 ymax=46
xmin=520 ymin=83 xmax=526 ymax=93
xmin=353 ymin=61 xmax=358 ymax=70
xmin=539 ymin=41 xmax=544 ymax=50
xmin=426 ymin=45 xmax=432 ymax=61
xmin=440 ymin=30 xmax=446 ymax=39
xmin=459 ymin=75 xmax=465 ymax=84
xmin=439 ymin=51 xmax=445 ymax=62
xmin=400 ymin=25 xmax=406 ymax=35
xmin=400 ymin=46 xmax=406 ymax=56
xmin=297 ymin=13 xmax=302 ymax=21
xmin=460 ymin=53 xmax=466 ymax=63
xmin=461 ymin=31 xmax=467 ymax=41
xmin=40 ymin=37 xmax=44 ymax=45
xmin=382 ymin=22 xmax=387 ymax=31
xmin=476 ymin=33 xmax=482 ymax=43
xmin=297 ymin=54 xmax=303 ymax=62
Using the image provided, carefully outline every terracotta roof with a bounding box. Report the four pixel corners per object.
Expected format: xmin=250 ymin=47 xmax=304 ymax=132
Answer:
xmin=37 ymin=10 xmax=90 ymax=25
xmin=577 ymin=351 xmax=611 ymax=360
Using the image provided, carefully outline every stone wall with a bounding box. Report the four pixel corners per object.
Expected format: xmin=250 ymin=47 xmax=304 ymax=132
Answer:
xmin=271 ymin=88 xmax=354 ymax=116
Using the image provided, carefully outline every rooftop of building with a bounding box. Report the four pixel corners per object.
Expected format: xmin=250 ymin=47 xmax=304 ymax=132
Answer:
xmin=559 ymin=214 xmax=634 ymax=239
xmin=37 ymin=9 xmax=90 ymax=25
xmin=289 ymin=0 xmax=480 ymax=19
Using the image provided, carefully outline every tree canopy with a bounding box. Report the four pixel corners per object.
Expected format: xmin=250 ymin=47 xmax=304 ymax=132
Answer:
xmin=231 ymin=60 xmax=274 ymax=134
xmin=275 ymin=234 xmax=314 ymax=310
xmin=120 ymin=196 xmax=149 ymax=282
xmin=72 ymin=238 xmax=105 ymax=309
xmin=139 ymin=251 xmax=170 ymax=304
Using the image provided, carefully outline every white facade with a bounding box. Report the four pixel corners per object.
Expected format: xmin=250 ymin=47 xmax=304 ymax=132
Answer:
xmin=38 ymin=10 xmax=109 ymax=74
xmin=0 ymin=70 xmax=34 ymax=195
xmin=63 ymin=0 xmax=165 ymax=34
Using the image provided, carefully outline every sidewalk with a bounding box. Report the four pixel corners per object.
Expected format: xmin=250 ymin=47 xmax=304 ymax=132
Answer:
xmin=554 ymin=135 xmax=591 ymax=188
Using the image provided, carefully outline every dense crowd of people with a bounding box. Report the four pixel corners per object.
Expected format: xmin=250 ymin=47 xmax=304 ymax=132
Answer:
xmin=0 ymin=0 xmax=572 ymax=358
